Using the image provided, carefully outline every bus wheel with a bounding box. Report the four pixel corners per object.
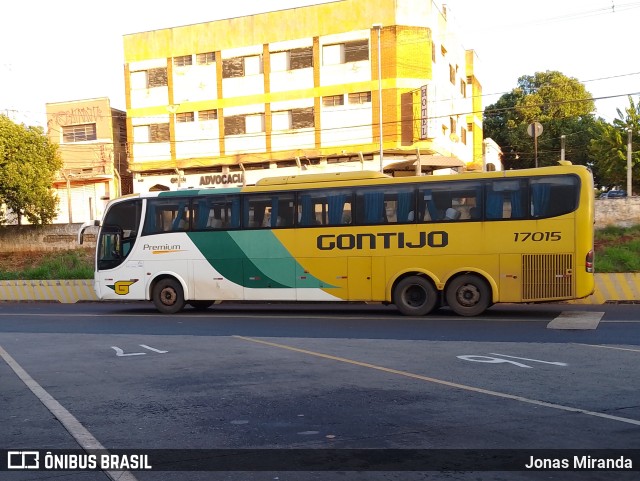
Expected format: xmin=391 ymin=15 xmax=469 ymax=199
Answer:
xmin=152 ymin=278 xmax=186 ymax=314
xmin=393 ymin=276 xmax=438 ymax=316
xmin=189 ymin=301 xmax=214 ymax=310
xmin=445 ymin=274 xmax=491 ymax=317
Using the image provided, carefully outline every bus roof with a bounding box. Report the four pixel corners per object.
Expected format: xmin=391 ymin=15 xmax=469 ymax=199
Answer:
xmin=255 ymin=170 xmax=389 ymax=186
xmin=105 ymin=164 xmax=592 ymax=205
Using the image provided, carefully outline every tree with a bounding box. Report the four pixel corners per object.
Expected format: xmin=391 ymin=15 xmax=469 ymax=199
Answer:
xmin=589 ymin=96 xmax=640 ymax=192
xmin=483 ymin=71 xmax=596 ymax=170
xmin=0 ymin=115 xmax=62 ymax=225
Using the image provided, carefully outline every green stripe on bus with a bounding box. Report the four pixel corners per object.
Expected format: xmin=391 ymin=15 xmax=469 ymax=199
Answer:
xmin=188 ymin=231 xmax=329 ymax=289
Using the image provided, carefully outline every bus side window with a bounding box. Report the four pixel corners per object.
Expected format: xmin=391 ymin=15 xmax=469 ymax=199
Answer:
xmin=196 ymin=196 xmax=241 ymax=230
xmin=298 ymin=190 xmax=352 ymax=226
xmin=170 ymin=202 xmax=189 ymax=231
xmin=418 ymin=188 xmax=440 ymax=221
xmin=531 ymin=176 xmax=578 ymax=218
xmin=356 ymin=189 xmax=385 ymax=224
xmin=326 ymin=191 xmax=352 ymax=225
xmin=354 ymin=187 xmax=415 ymax=225
xmin=486 ymin=180 xmax=525 ymax=220
xmin=143 ymin=198 xmax=190 ymax=235
xmin=244 ymin=194 xmax=295 ymax=229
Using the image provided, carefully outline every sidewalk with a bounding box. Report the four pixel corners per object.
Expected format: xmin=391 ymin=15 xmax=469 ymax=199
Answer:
xmin=0 ymin=274 xmax=638 ymax=304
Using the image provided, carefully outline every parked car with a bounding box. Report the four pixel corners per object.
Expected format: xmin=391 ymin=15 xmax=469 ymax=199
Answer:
xmin=600 ymin=190 xmax=628 ymax=199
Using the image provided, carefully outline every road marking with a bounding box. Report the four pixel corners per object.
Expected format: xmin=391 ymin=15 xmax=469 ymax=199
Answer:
xmin=488 ymin=353 xmax=568 ymax=366
xmin=112 ymin=347 xmax=146 ymax=357
xmin=577 ymin=343 xmax=640 ymax=353
xmin=457 ymin=355 xmax=533 ymax=368
xmin=0 ymin=345 xmax=139 ymax=481
xmin=457 ymin=353 xmax=566 ymax=369
xmin=111 ymin=345 xmax=169 ymax=357
xmin=233 ymin=335 xmax=640 ymax=427
xmin=139 ymin=344 xmax=168 ymax=354
xmin=547 ymin=311 xmax=604 ymax=330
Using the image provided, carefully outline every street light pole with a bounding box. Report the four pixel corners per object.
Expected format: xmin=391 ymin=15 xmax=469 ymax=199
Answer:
xmin=372 ymin=24 xmax=383 ymax=173
xmin=628 ymin=128 xmax=633 ymax=196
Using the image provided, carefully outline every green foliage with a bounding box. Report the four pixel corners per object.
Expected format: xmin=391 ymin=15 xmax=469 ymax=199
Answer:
xmin=0 ymin=250 xmax=94 ymax=280
xmin=483 ymin=71 xmax=596 ymax=170
xmin=588 ymin=96 xmax=640 ymax=190
xmin=0 ymin=115 xmax=63 ymax=225
xmin=594 ymin=224 xmax=640 ymax=273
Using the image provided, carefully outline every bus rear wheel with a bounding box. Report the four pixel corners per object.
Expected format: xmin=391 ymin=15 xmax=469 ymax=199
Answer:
xmin=445 ymin=274 xmax=491 ymax=317
xmin=393 ymin=276 xmax=438 ymax=316
xmin=152 ymin=278 xmax=186 ymax=314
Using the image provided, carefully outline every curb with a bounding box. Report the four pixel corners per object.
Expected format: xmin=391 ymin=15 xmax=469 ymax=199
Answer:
xmin=569 ymin=273 xmax=640 ymax=304
xmin=0 ymin=274 xmax=638 ymax=304
xmin=0 ymin=280 xmax=97 ymax=303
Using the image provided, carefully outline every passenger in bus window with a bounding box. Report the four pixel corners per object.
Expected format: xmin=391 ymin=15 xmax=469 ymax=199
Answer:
xmin=445 ymin=208 xmax=461 ymax=220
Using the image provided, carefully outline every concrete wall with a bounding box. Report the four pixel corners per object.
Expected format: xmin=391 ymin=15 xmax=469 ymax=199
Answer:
xmin=595 ymin=197 xmax=640 ymax=229
xmin=0 ymin=223 xmax=97 ymax=252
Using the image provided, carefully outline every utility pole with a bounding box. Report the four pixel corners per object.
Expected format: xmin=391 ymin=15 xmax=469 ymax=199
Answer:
xmin=372 ymin=24 xmax=383 ymax=173
xmin=628 ymin=128 xmax=633 ymax=196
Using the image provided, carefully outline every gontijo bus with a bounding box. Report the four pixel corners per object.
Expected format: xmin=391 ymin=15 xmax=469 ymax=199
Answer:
xmin=78 ymin=164 xmax=595 ymax=316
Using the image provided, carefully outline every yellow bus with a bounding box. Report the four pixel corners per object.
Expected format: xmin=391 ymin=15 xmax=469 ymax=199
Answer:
xmin=79 ymin=164 xmax=595 ymax=316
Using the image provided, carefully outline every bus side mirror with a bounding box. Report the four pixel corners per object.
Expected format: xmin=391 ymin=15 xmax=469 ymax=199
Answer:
xmin=77 ymin=220 xmax=101 ymax=245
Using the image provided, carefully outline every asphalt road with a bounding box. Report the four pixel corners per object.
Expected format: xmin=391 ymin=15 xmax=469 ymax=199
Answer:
xmin=1 ymin=301 xmax=639 ymax=481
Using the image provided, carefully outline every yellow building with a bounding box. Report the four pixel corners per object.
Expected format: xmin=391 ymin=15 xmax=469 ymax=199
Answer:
xmin=46 ymin=98 xmax=131 ymax=223
xmin=123 ymin=0 xmax=482 ymax=191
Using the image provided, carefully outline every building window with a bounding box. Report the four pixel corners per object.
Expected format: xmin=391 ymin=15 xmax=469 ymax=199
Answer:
xmin=148 ymin=68 xmax=168 ymax=88
xmin=291 ymin=107 xmax=314 ymax=129
xmin=322 ymin=95 xmax=344 ymax=107
xmin=271 ymin=47 xmax=313 ymax=72
xmin=461 ymin=127 xmax=467 ymax=145
xmin=222 ymin=55 xmax=263 ymax=78
xmin=198 ymin=109 xmax=218 ymax=121
xmin=460 ymin=79 xmax=467 ymax=97
xmin=196 ymin=52 xmax=215 ymax=65
xmin=62 ymin=124 xmax=97 ymax=143
xmin=322 ymin=39 xmax=368 ymax=65
xmin=348 ymin=91 xmax=371 ymax=104
xmin=245 ymin=113 xmax=265 ymax=133
xmin=149 ymin=123 xmax=170 ymax=142
xmin=272 ymin=111 xmax=292 ymax=131
xmin=450 ymin=117 xmax=457 ymax=136
xmin=223 ymin=114 xmax=265 ymax=135
xmin=174 ymin=55 xmax=193 ymax=67
xmin=289 ymin=47 xmax=313 ymax=69
xmin=130 ymin=68 xmax=168 ymax=89
xmin=449 ymin=64 xmax=456 ymax=85
xmin=176 ymin=112 xmax=195 ymax=122
xmin=344 ymin=39 xmax=369 ymax=62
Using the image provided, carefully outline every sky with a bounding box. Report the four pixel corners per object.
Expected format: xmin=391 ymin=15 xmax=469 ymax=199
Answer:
xmin=1 ymin=0 xmax=638 ymax=128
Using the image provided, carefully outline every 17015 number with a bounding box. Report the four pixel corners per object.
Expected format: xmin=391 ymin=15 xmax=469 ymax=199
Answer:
xmin=513 ymin=231 xmax=561 ymax=242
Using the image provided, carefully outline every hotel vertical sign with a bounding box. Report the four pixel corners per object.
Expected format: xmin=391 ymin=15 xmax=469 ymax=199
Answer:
xmin=420 ymin=85 xmax=428 ymax=139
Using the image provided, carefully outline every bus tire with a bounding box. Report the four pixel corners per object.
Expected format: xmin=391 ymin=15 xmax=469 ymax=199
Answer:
xmin=445 ymin=274 xmax=491 ymax=317
xmin=393 ymin=276 xmax=438 ymax=316
xmin=189 ymin=300 xmax=214 ymax=310
xmin=152 ymin=278 xmax=186 ymax=314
